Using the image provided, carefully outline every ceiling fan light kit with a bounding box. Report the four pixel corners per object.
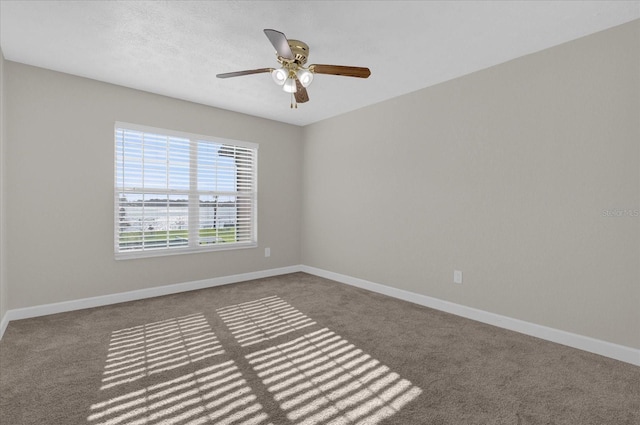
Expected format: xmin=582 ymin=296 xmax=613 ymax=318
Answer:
xmin=217 ymin=29 xmax=371 ymax=108
xmin=271 ymin=67 xmax=288 ymax=85
xmin=296 ymin=69 xmax=313 ymax=87
xmin=283 ymin=77 xmax=297 ymax=93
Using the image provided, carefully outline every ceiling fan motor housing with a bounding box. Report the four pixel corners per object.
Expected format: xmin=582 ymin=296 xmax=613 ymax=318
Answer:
xmin=284 ymin=39 xmax=309 ymax=66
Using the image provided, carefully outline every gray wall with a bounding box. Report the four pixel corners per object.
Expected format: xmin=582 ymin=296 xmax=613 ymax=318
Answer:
xmin=0 ymin=49 xmax=6 ymax=323
xmin=4 ymin=62 xmax=303 ymax=309
xmin=302 ymin=21 xmax=640 ymax=349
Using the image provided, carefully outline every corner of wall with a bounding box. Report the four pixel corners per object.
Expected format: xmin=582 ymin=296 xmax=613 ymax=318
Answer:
xmin=299 ymin=124 xmax=309 ymax=266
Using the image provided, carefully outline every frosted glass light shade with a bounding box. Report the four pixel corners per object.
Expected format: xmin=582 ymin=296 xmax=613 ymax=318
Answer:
xmin=283 ymin=78 xmax=297 ymax=93
xmin=297 ymin=69 xmax=314 ymax=87
xmin=271 ymin=68 xmax=287 ymax=85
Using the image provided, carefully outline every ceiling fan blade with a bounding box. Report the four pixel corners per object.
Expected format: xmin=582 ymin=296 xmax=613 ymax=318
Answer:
xmin=264 ymin=29 xmax=294 ymax=60
xmin=309 ymin=64 xmax=371 ymax=78
xmin=216 ymin=68 xmax=273 ymax=78
xmin=294 ymin=78 xmax=309 ymax=103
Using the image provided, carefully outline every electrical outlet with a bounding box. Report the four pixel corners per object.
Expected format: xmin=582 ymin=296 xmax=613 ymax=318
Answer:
xmin=265 ymin=247 xmax=271 ymax=258
xmin=453 ymin=270 xmax=463 ymax=284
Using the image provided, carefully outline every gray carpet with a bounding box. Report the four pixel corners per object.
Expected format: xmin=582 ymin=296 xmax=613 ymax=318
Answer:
xmin=1 ymin=272 xmax=638 ymax=425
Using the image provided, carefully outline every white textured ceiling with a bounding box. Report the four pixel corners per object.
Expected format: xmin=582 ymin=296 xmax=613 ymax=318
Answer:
xmin=1 ymin=1 xmax=639 ymax=126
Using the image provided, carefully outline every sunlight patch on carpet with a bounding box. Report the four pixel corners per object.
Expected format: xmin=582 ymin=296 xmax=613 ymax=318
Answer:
xmin=100 ymin=313 xmax=225 ymax=389
xmin=89 ymin=359 xmax=274 ymax=425
xmin=246 ymin=328 xmax=422 ymax=425
xmin=217 ymin=296 xmax=316 ymax=347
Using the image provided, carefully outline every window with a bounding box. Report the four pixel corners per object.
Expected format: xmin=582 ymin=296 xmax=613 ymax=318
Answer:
xmin=115 ymin=122 xmax=258 ymax=259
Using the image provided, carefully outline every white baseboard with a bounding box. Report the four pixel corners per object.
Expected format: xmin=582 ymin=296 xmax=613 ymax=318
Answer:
xmin=2 ymin=264 xmax=638 ymax=367
xmin=0 ymin=265 xmax=302 ymax=339
xmin=301 ymin=265 xmax=640 ymax=367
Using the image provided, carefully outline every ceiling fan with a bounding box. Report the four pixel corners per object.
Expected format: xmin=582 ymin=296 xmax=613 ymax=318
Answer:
xmin=216 ymin=29 xmax=371 ymax=108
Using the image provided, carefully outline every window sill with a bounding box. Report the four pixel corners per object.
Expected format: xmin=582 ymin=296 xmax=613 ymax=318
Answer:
xmin=115 ymin=242 xmax=257 ymax=260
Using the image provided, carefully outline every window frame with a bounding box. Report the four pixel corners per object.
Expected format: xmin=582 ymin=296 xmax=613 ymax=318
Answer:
xmin=114 ymin=122 xmax=258 ymax=260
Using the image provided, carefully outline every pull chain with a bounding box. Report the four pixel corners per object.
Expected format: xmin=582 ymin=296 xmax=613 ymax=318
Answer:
xmin=290 ymin=92 xmax=297 ymax=109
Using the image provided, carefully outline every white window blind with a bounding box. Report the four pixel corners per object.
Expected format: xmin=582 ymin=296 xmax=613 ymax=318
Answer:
xmin=115 ymin=122 xmax=258 ymax=259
